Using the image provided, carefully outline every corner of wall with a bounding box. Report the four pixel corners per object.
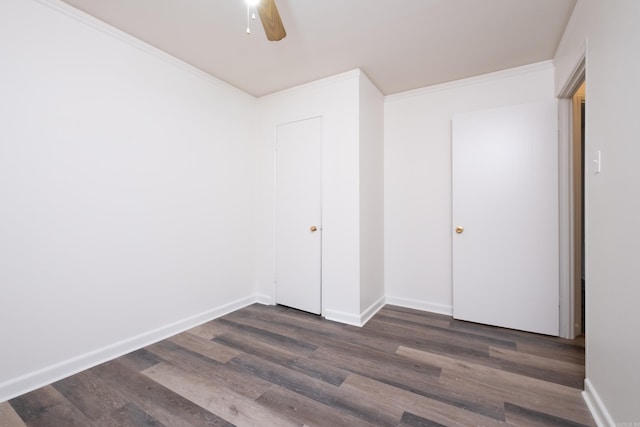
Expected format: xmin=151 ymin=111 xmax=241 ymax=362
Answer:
xmin=323 ymin=294 xmax=385 ymax=327
xmin=360 ymin=295 xmax=386 ymax=325
xmin=583 ymin=379 xmax=616 ymax=427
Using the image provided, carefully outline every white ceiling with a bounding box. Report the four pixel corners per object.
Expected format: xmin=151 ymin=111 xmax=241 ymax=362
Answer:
xmin=59 ymin=0 xmax=576 ymax=97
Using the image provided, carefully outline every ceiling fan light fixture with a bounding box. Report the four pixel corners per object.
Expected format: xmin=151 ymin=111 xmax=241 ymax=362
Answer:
xmin=245 ymin=0 xmax=286 ymax=41
xmin=246 ymin=0 xmax=258 ymax=35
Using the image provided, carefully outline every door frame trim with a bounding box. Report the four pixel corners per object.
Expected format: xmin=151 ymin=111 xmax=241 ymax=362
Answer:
xmin=558 ymin=56 xmax=585 ymax=339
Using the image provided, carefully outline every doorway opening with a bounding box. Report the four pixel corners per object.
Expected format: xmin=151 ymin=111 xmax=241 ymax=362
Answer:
xmin=572 ymin=82 xmax=586 ymax=336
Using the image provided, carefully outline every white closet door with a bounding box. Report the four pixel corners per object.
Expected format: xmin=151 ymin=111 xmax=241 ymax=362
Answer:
xmin=452 ymin=101 xmax=559 ymax=336
xmin=275 ymin=117 xmax=322 ymax=314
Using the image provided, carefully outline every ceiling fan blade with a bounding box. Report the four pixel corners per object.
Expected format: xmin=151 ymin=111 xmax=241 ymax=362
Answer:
xmin=257 ymin=0 xmax=286 ymax=41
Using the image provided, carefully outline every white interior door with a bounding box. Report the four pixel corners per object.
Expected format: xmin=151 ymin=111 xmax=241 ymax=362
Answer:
xmin=275 ymin=117 xmax=322 ymax=314
xmin=452 ymin=100 xmax=559 ymax=336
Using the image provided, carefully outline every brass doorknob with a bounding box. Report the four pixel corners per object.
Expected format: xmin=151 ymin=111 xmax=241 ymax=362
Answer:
xmin=455 ymin=226 xmax=464 ymax=234
xmin=310 ymin=226 xmax=317 ymax=232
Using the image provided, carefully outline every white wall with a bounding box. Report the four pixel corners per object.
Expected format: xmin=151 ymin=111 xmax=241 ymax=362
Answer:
xmin=384 ymin=62 xmax=556 ymax=314
xmin=358 ymin=74 xmax=385 ymax=317
xmin=0 ymin=0 xmax=257 ymax=401
xmin=254 ymin=71 xmax=362 ymax=324
xmin=555 ymin=1 xmax=640 ymax=425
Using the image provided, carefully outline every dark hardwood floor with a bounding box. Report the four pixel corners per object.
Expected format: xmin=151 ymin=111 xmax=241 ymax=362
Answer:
xmin=1 ymin=304 xmax=594 ymax=426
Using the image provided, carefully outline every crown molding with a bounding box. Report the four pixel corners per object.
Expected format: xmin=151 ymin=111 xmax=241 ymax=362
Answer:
xmin=385 ymin=60 xmax=554 ymax=103
xmin=257 ymin=69 xmax=361 ymax=102
xmin=32 ymin=0 xmax=255 ymax=101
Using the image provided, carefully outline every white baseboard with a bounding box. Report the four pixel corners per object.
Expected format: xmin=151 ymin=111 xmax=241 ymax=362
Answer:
xmin=323 ymin=295 xmax=386 ymax=327
xmin=0 ymin=294 xmax=258 ymax=403
xmin=583 ymin=378 xmax=616 ymax=427
xmin=360 ymin=296 xmax=386 ymax=325
xmin=385 ymin=296 xmax=453 ymax=316
xmin=255 ymin=293 xmax=274 ymax=305
xmin=323 ymin=308 xmax=363 ymax=327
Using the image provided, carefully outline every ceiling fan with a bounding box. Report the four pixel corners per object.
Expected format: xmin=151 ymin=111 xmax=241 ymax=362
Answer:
xmin=248 ymin=0 xmax=286 ymax=41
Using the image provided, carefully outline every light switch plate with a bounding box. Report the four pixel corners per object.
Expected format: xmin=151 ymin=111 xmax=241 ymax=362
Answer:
xmin=593 ymin=149 xmax=601 ymax=174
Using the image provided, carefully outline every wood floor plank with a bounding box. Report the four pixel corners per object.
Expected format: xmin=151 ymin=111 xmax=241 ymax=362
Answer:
xmin=255 ymin=384 xmax=378 ymax=427
xmin=217 ymin=317 xmax=318 ymax=353
xmin=142 ymin=362 xmax=299 ymax=427
xmin=51 ymin=369 xmax=131 ymax=421
xmin=146 ymin=339 xmax=274 ymax=400
xmin=0 ymin=401 xmax=27 ymax=427
xmin=216 ymin=312 xmax=351 ymax=386
xmin=307 ymin=331 xmax=443 ymax=382
xmin=228 ymin=353 xmax=401 ymax=426
xmin=364 ymin=316 xmax=503 ymax=366
xmin=92 ymin=402 xmax=165 ymax=427
xmin=307 ymin=345 xmax=449 ymax=409
xmin=398 ymin=411 xmax=449 ymax=427
xmin=212 ymin=330 xmax=309 ymax=366
xmin=285 ymin=354 xmax=349 ymax=386
xmin=184 ymin=321 xmax=227 ymax=340
xmin=444 ymin=318 xmax=569 ymax=364
xmin=360 ymin=363 xmax=505 ymax=421
xmin=168 ymin=331 xmax=241 ymax=364
xmin=371 ymin=310 xmax=518 ymax=351
xmin=90 ymin=360 xmax=234 ymax=427
xmin=489 ymin=345 xmax=585 ymax=388
xmin=341 ymin=373 xmax=507 ymax=427
xmin=516 ymin=341 xmax=585 ymax=365
xmin=448 ymin=318 xmax=586 ymax=365
xmin=226 ymin=304 xmax=401 ymax=355
xmin=504 ymin=402 xmax=592 ymax=427
xmin=9 ymin=386 xmax=93 ymax=427
xmin=116 ymin=348 xmax=163 ymax=373
xmin=377 ymin=305 xmax=454 ymax=329
xmin=9 ymin=386 xmax=60 ymax=423
xmin=397 ymin=345 xmax=595 ymax=426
